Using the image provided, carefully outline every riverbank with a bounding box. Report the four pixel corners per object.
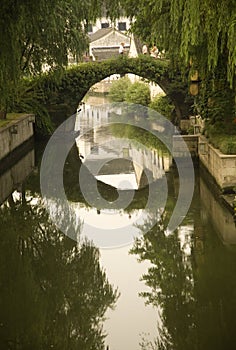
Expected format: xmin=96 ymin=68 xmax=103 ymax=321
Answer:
xmin=173 ymin=133 xmax=236 ymax=189
xmin=198 ymin=135 xmax=236 ymax=191
xmin=174 ymin=133 xmax=236 ymax=215
xmin=0 ymin=113 xmax=35 ymax=161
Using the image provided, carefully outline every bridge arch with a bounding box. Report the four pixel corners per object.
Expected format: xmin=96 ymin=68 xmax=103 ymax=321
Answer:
xmin=37 ymin=56 xmax=191 ymax=125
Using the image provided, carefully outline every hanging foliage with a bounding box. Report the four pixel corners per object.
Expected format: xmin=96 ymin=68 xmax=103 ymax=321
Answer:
xmin=0 ymin=0 xmax=122 ymax=117
xmin=121 ymin=0 xmax=236 ymax=85
xmin=120 ymin=0 xmax=236 ymax=131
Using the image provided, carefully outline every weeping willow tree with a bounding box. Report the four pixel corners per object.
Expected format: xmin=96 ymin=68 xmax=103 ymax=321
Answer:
xmin=0 ymin=0 xmax=121 ymax=119
xmin=120 ymin=0 xmax=236 ymax=133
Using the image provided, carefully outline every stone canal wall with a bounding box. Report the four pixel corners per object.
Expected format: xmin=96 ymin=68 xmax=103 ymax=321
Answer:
xmin=198 ymin=135 xmax=236 ymax=190
xmin=0 ymin=114 xmax=35 ymax=160
xmin=173 ymin=135 xmax=199 ymax=158
xmin=172 ymin=134 xmax=236 ymax=190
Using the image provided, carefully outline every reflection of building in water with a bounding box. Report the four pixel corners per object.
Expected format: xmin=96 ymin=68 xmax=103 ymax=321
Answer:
xmin=75 ymin=102 xmax=109 ymax=133
xmin=75 ymin=104 xmax=172 ymax=189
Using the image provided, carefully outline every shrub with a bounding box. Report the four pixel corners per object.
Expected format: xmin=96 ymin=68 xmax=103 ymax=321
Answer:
xmin=125 ymin=81 xmax=151 ymax=106
xmin=207 ymin=134 xmax=236 ymax=154
xmin=108 ymin=76 xmax=132 ymax=102
xmin=149 ymin=94 xmax=174 ymax=120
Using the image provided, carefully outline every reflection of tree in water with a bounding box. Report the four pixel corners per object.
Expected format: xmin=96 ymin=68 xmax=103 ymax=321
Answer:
xmin=131 ymin=214 xmax=195 ymax=350
xmin=0 ymin=195 xmax=119 ymax=350
xmin=131 ymin=210 xmax=236 ymax=350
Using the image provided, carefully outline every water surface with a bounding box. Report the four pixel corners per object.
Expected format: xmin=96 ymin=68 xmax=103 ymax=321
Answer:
xmin=1 ymin=96 xmax=236 ymax=350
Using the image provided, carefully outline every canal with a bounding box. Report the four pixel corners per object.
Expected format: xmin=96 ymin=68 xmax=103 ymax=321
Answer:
xmin=1 ymin=94 xmax=236 ymax=350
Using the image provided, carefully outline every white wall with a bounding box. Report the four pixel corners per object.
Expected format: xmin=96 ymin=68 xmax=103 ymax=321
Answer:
xmin=89 ymin=17 xmax=132 ymax=34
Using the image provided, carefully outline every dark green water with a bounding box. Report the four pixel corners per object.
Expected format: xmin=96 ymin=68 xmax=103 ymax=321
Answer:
xmin=1 ymin=127 xmax=236 ymax=350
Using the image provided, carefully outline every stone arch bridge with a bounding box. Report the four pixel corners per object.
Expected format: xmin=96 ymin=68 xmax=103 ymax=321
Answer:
xmin=35 ymin=56 xmax=192 ymax=125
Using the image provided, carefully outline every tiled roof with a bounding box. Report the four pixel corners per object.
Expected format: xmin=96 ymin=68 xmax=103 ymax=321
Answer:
xmin=89 ymin=28 xmax=114 ymax=42
xmin=89 ymin=27 xmax=129 ymax=43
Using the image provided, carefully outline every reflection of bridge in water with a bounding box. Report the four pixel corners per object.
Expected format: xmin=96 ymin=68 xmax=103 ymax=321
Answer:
xmin=75 ymin=103 xmax=172 ymax=189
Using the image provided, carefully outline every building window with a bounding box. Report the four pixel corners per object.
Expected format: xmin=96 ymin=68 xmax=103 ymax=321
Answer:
xmin=118 ymin=22 xmax=127 ymax=31
xmin=101 ymin=22 xmax=109 ymax=28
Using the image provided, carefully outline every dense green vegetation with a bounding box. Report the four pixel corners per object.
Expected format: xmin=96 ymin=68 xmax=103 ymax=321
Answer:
xmin=119 ymin=0 xmax=236 ymax=137
xmin=125 ymin=81 xmax=151 ymax=106
xmin=1 ymin=0 xmax=236 ymax=149
xmin=149 ymin=95 xmax=175 ymax=121
xmin=120 ymin=0 xmax=236 ymax=85
xmin=109 ymin=77 xmax=151 ymax=105
xmin=108 ymin=76 xmax=132 ymax=102
xmin=203 ymin=132 xmax=236 ymax=155
xmin=109 ymin=76 xmax=175 ymax=121
xmin=0 ymin=0 xmax=120 ymax=118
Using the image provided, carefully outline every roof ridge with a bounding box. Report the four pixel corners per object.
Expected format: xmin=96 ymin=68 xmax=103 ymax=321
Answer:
xmin=89 ymin=27 xmax=129 ymax=42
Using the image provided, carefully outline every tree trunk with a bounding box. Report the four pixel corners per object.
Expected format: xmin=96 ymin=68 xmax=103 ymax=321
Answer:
xmin=0 ymin=110 xmax=7 ymax=120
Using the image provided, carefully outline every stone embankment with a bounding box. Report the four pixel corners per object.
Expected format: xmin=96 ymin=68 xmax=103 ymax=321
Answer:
xmin=176 ymin=116 xmax=236 ymax=215
xmin=0 ymin=114 xmax=35 ymax=161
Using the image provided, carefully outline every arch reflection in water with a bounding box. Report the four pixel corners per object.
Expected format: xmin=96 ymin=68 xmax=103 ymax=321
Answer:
xmin=41 ymin=101 xmax=194 ymax=246
xmin=76 ymin=126 xmax=171 ymax=190
xmin=73 ymin=105 xmax=172 ymax=248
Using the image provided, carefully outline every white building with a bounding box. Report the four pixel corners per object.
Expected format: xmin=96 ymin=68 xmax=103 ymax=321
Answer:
xmin=89 ymin=27 xmax=131 ymax=61
xmin=87 ymin=14 xmax=141 ymax=61
xmin=87 ymin=16 xmax=132 ymax=34
xmin=81 ymin=18 xmax=164 ymax=98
